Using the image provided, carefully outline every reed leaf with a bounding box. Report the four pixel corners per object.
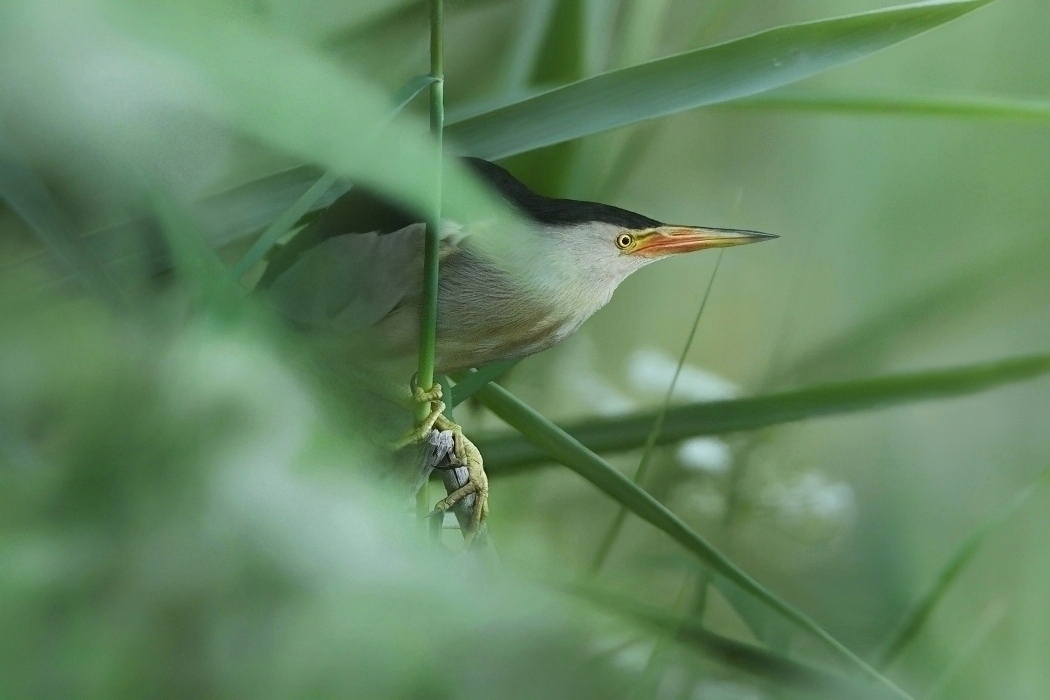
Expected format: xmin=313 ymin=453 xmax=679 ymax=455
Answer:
xmin=479 ymin=353 xmax=1050 ymax=473
xmin=446 ymin=0 xmax=992 ymax=159
xmin=723 ymin=91 xmax=1050 ymax=122
xmin=473 ymin=382 xmax=909 ymax=697
xmin=874 ymin=467 xmax=1050 ymax=669
xmin=560 ymin=582 xmax=876 ymax=697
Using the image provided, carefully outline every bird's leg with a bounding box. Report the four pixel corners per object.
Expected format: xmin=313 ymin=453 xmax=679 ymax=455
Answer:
xmin=430 ymin=413 xmax=489 ymax=543
xmin=391 ymin=382 xmax=490 ymax=542
xmin=390 ymin=384 xmax=446 ymax=450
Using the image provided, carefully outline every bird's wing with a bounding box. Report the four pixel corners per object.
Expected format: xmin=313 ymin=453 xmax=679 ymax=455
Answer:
xmin=257 ymin=186 xmax=418 ymax=289
xmin=258 ymin=185 xmax=465 ymax=336
xmin=264 ymin=225 xmax=425 ymax=334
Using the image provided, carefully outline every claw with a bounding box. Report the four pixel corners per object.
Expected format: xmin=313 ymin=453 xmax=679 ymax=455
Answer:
xmin=390 ymin=398 xmax=446 ymax=451
xmin=392 ymin=381 xmax=489 ymax=543
xmin=431 ymin=415 xmax=489 ymax=544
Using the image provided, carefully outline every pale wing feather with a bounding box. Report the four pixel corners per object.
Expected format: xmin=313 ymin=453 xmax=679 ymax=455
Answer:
xmin=265 ymin=224 xmax=424 ymax=334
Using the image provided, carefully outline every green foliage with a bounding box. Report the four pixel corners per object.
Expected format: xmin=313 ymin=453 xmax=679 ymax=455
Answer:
xmin=471 ymin=382 xmax=906 ymax=696
xmin=3 ymin=0 xmax=1049 ymax=697
xmin=478 ymin=353 xmax=1050 ymax=473
xmin=446 ymin=0 xmax=991 ymax=159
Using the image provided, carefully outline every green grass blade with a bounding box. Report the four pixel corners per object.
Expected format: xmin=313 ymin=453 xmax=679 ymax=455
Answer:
xmin=723 ymin=91 xmax=1050 ymax=122
xmin=230 ymin=171 xmax=340 ymax=280
xmin=0 ymin=155 xmax=125 ymax=308
xmin=229 ymin=74 xmax=438 ymax=280
xmin=559 ymin=582 xmax=883 ymax=697
xmin=473 ymin=382 xmax=909 ymax=697
xmin=446 ymin=0 xmax=992 ymax=159
xmin=590 ymin=253 xmax=724 ymax=572
xmin=108 ymin=3 xmax=517 ymax=251
xmin=920 ymin=602 xmax=1007 ymax=700
xmin=148 ymin=190 xmax=245 ymax=319
xmin=710 ymin=574 xmax=797 ymax=651
xmin=479 ymin=353 xmax=1050 ymax=473
xmin=391 ymin=74 xmax=440 ymax=111
xmin=450 ymin=360 xmax=519 ymax=408
xmin=874 ymin=467 xmax=1050 ymax=669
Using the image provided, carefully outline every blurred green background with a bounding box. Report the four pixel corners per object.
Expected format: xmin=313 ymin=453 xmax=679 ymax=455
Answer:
xmin=2 ymin=0 xmax=1049 ymax=698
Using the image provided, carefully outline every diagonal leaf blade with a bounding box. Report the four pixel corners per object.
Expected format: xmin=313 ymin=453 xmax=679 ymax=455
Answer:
xmin=106 ymin=2 xmax=521 ymax=251
xmin=556 ymin=581 xmax=873 ymax=697
xmin=874 ymin=466 xmax=1050 ymax=669
xmin=450 ymin=360 xmax=518 ymax=407
xmin=473 ymin=382 xmax=909 ymax=698
xmin=723 ymin=91 xmax=1050 ymax=122
xmin=229 ymin=74 xmax=438 ymax=280
xmin=479 ymin=353 xmax=1050 ymax=473
xmin=446 ymin=0 xmax=993 ymax=159
xmin=0 ymin=155 xmax=125 ymax=308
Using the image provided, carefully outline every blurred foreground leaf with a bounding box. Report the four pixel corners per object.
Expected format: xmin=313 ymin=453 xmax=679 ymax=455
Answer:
xmin=229 ymin=74 xmax=438 ymax=280
xmin=0 ymin=276 xmax=629 ymax=700
xmin=106 ymin=1 xmax=520 ymax=249
xmin=0 ymin=156 xmax=125 ymax=307
xmin=480 ymin=353 xmax=1050 ymax=473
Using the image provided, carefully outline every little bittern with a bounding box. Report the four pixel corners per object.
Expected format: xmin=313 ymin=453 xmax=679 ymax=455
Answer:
xmin=259 ymin=157 xmax=775 ymax=537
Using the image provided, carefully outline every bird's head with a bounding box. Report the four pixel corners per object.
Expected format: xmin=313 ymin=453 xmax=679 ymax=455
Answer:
xmin=464 ymin=158 xmax=777 ymax=291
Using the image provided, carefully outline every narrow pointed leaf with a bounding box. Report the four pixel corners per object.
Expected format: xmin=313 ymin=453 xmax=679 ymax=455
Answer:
xmin=724 ymin=91 xmax=1050 ymax=122
xmin=473 ymin=383 xmax=909 ymax=697
xmin=450 ymin=360 xmax=518 ymax=407
xmin=874 ymin=467 xmax=1050 ymax=669
xmin=107 ymin=3 xmax=519 ymax=248
xmin=0 ymin=156 xmax=125 ymax=308
xmin=479 ymin=353 xmax=1050 ymax=473
xmin=391 ymin=74 xmax=441 ymax=112
xmin=558 ymin=582 xmax=873 ymax=696
xmin=230 ymin=74 xmax=437 ymax=279
xmin=148 ymin=191 xmax=245 ymax=320
xmin=447 ymin=0 xmax=992 ymax=159
xmin=230 ymin=171 xmax=341 ymax=280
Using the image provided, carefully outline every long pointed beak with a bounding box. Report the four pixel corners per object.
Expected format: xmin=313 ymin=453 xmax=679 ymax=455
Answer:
xmin=632 ymin=225 xmax=778 ymax=258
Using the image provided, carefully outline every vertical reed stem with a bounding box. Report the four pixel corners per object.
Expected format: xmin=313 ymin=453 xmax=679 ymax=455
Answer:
xmin=415 ymin=0 xmax=445 ymax=516
xmin=416 ymin=0 xmax=444 ymax=418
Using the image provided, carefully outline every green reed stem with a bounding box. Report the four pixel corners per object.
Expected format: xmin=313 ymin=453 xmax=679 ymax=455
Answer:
xmin=416 ymin=0 xmax=444 ymax=420
xmin=590 ymin=251 xmax=724 ymax=572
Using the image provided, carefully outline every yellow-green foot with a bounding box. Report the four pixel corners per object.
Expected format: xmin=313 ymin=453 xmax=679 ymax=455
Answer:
xmin=429 ymin=414 xmax=489 ymax=543
xmin=390 ymin=383 xmax=446 ymax=451
xmin=393 ymin=383 xmax=489 ymax=542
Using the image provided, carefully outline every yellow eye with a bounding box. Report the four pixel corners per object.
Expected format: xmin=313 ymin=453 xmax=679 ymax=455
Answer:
xmin=616 ymin=233 xmax=634 ymax=250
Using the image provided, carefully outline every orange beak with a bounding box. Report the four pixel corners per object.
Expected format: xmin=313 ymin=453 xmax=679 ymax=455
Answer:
xmin=631 ymin=225 xmax=777 ymax=258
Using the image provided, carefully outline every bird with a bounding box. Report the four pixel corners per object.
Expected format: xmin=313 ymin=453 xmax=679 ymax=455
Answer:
xmin=257 ymin=157 xmax=776 ymax=538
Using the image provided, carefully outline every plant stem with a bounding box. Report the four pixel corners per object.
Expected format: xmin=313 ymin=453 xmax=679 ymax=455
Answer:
xmin=589 ymin=252 xmax=723 ymax=572
xmin=416 ymin=0 xmax=444 ymax=421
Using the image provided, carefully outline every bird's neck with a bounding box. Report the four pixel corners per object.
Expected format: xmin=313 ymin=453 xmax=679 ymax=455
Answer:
xmin=523 ymin=233 xmax=625 ymax=324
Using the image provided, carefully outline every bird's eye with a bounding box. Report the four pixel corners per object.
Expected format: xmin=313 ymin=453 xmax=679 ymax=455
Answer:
xmin=616 ymin=233 xmax=634 ymax=250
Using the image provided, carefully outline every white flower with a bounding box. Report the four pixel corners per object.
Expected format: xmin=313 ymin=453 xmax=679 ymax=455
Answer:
xmin=555 ymin=338 xmax=637 ymax=416
xmin=627 ymin=348 xmax=739 ymax=401
xmin=676 ymin=438 xmax=732 ymax=475
xmin=760 ymin=472 xmax=855 ymax=523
